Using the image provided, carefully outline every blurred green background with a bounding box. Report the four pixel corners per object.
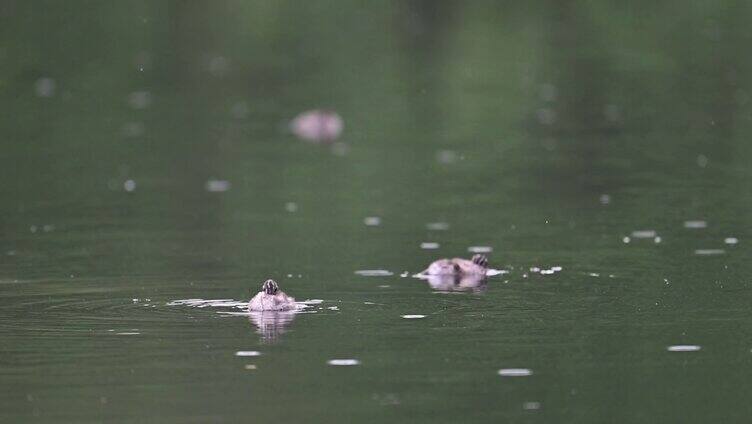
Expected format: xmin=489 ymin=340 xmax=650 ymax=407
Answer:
xmin=2 ymin=1 xmax=752 ymax=423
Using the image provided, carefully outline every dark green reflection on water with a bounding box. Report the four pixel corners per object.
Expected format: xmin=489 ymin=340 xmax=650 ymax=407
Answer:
xmin=2 ymin=1 xmax=752 ymax=422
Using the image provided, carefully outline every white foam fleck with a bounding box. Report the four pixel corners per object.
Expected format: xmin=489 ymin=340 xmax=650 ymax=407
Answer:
xmin=622 ymin=236 xmax=631 ymax=243
xmin=285 ymin=202 xmax=298 ymax=212
xmin=468 ymin=246 xmax=493 ymax=253
xmin=327 ymin=306 xmax=339 ymax=311
xmin=426 ymin=222 xmax=450 ymax=231
xmin=724 ymin=237 xmax=739 ymax=245
xmin=244 ymin=364 xmax=257 ymax=370
xmin=401 ymin=314 xmax=426 ymax=319
xmin=300 ymin=299 xmax=324 ymax=305
xmin=654 ymin=236 xmax=662 ymax=243
xmin=34 ymin=77 xmax=56 ymax=97
xmin=364 ymin=217 xmax=381 ymax=226
xmin=667 ymin=345 xmax=701 ymax=352
xmin=599 ymin=194 xmax=611 ymax=205
xmin=551 ymin=266 xmax=562 ymax=272
xmin=235 ymin=351 xmax=262 ymax=357
xmin=631 ymin=230 xmax=657 ymax=238
xmin=127 ymin=90 xmax=152 ymax=109
xmin=540 ymin=269 xmax=555 ymax=275
xmin=124 ymin=180 xmax=136 ymax=192
xmin=436 ymin=150 xmax=458 ymax=164
xmin=498 ymin=368 xmax=533 ymax=377
xmin=485 ymin=269 xmax=508 ymax=277
xmin=354 ymin=270 xmax=393 ymax=277
xmin=327 ymin=359 xmax=360 ymax=366
xmin=523 ymin=401 xmax=541 ymax=410
xmin=400 ymin=272 xmax=409 ymax=277
xmin=116 ymin=332 xmax=140 ymax=335
xmin=420 ymin=242 xmax=440 ymax=250
xmin=694 ymin=249 xmax=725 ymax=256
xmin=588 ymin=272 xmax=600 ymax=277
xmin=205 ymin=179 xmax=230 ymax=192
xmin=684 ymin=220 xmax=707 ymax=229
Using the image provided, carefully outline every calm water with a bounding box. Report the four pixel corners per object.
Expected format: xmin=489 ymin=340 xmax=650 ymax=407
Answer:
xmin=2 ymin=1 xmax=752 ymax=422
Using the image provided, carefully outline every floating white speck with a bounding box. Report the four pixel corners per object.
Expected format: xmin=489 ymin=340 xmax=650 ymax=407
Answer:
xmin=468 ymin=246 xmax=493 ymax=253
xmin=327 ymin=359 xmax=360 ymax=366
xmin=116 ymin=332 xmax=140 ymax=335
xmin=530 ymin=267 xmax=540 ymax=273
xmin=300 ymin=299 xmax=324 ymax=305
xmin=654 ymin=236 xmax=662 ymax=243
xmin=523 ymin=401 xmax=541 ymax=410
xmin=244 ymin=364 xmax=257 ymax=370
xmin=364 ymin=217 xmax=381 ymax=226
xmin=400 ymin=272 xmax=409 ymax=277
xmin=436 ymin=150 xmax=458 ymax=164
xmin=631 ymin=230 xmax=657 ymax=238
xmin=684 ymin=220 xmax=707 ymax=229
xmin=599 ymin=194 xmax=611 ymax=205
xmin=498 ymin=368 xmax=533 ymax=377
xmin=124 ymin=180 xmax=136 ymax=192
xmin=378 ymin=285 xmax=390 ymax=288
xmin=551 ymin=266 xmax=562 ymax=272
xmin=231 ymin=102 xmax=249 ymax=119
xmin=540 ymin=269 xmax=555 ymax=275
xmin=235 ymin=351 xmax=262 ymax=357
xmin=285 ymin=202 xmax=298 ymax=213
xmin=205 ymin=179 xmax=230 ymax=192
xmin=420 ymin=242 xmax=440 ymax=250
xmin=426 ymin=222 xmax=450 ymax=231
xmin=127 ymin=90 xmax=152 ymax=109
xmin=588 ymin=272 xmax=600 ymax=277
xmin=694 ymin=249 xmax=725 ymax=255
xmin=327 ymin=306 xmax=339 ymax=311
xmin=485 ymin=269 xmax=509 ymax=277
xmin=34 ymin=77 xmax=56 ymax=97
xmin=724 ymin=237 xmax=739 ymax=245
xmin=401 ymin=314 xmax=425 ymax=319
xmin=667 ymin=345 xmax=701 ymax=352
xmin=30 ymin=225 xmax=37 ymax=233
xmin=354 ymin=270 xmax=393 ymax=277
xmin=697 ymin=154 xmax=708 ymax=168
xmin=622 ymin=236 xmax=631 ymax=243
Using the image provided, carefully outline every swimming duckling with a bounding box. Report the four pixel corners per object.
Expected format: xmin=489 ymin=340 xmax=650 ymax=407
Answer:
xmin=423 ymin=254 xmax=489 ymax=276
xmin=248 ymin=279 xmax=297 ymax=312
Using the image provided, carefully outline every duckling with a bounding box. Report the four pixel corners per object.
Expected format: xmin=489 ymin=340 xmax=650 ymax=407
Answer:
xmin=423 ymin=254 xmax=489 ymax=276
xmin=248 ymin=279 xmax=297 ymax=312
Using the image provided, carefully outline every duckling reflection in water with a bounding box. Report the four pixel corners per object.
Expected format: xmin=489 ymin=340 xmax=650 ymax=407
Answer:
xmin=420 ymin=254 xmax=489 ymax=292
xmin=248 ymin=311 xmax=296 ymax=343
xmin=248 ymin=279 xmax=297 ymax=311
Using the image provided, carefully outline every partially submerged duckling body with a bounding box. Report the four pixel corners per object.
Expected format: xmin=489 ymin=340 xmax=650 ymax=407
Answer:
xmin=248 ymin=279 xmax=297 ymax=312
xmin=423 ymin=254 xmax=489 ymax=276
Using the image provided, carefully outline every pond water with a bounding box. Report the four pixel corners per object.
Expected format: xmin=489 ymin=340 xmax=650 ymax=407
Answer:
xmin=2 ymin=1 xmax=752 ymax=422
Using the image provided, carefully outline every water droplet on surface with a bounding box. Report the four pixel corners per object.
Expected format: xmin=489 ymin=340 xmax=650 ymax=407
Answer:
xmin=205 ymin=179 xmax=230 ymax=192
xmin=290 ymin=110 xmax=343 ymax=142
xmin=401 ymin=315 xmax=426 ymax=319
xmin=684 ymin=220 xmax=707 ymax=229
xmin=327 ymin=359 xmax=360 ymax=366
xmin=364 ymin=217 xmax=381 ymax=226
xmin=694 ymin=249 xmax=725 ymax=255
xmin=498 ymin=368 xmax=533 ymax=377
xmin=354 ymin=270 xmax=393 ymax=277
xmin=123 ymin=180 xmax=136 ymax=192
xmin=667 ymin=345 xmax=701 ymax=352
xmin=34 ymin=77 xmax=56 ymax=97
xmin=235 ymin=351 xmax=262 ymax=357
xmin=426 ymin=222 xmax=450 ymax=231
